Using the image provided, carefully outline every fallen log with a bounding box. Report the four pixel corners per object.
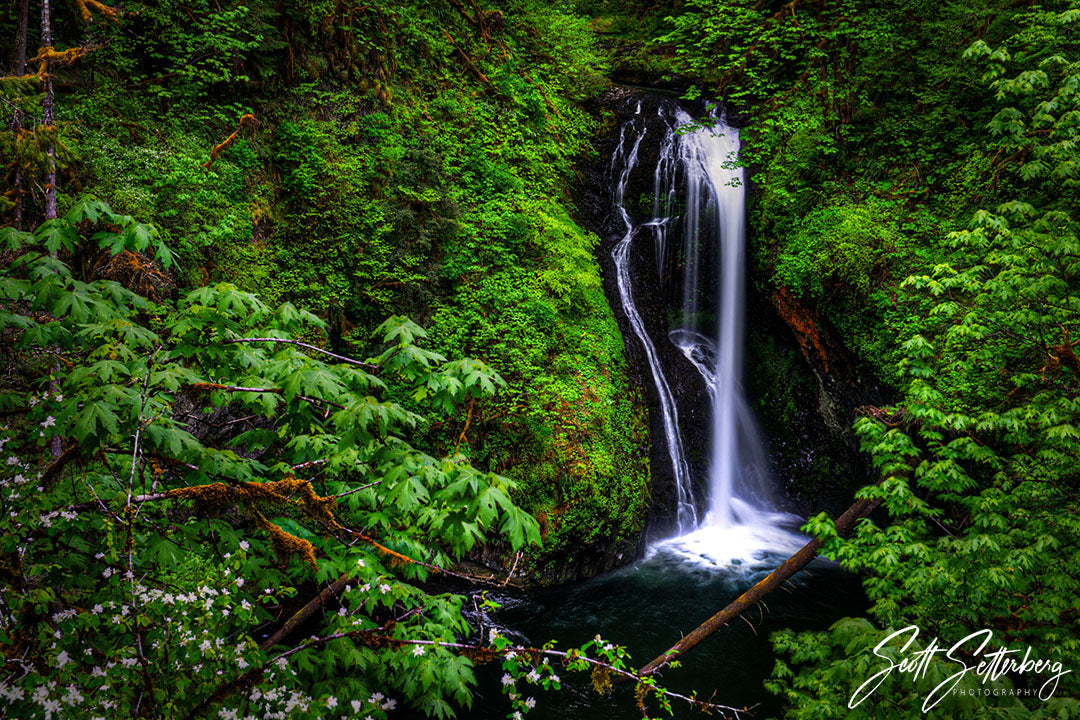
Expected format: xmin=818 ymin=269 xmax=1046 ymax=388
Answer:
xmin=637 ymin=492 xmax=883 ymax=677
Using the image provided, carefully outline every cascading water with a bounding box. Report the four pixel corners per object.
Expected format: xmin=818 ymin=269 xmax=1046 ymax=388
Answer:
xmin=611 ymin=103 xmax=698 ymax=532
xmin=612 ymin=100 xmax=804 ymax=566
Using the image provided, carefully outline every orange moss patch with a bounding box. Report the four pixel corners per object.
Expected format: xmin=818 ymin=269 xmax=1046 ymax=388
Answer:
xmin=75 ymin=0 xmax=119 ymax=22
xmin=94 ymin=250 xmax=169 ymax=301
xmin=167 ymin=477 xmax=340 ymax=526
xmin=202 ymin=114 xmax=257 ymax=171
xmin=773 ymin=284 xmax=831 ymax=374
xmin=1042 ymin=326 xmax=1080 ymax=378
xmin=167 ymin=477 xmax=342 ymax=570
xmin=187 ymin=382 xmax=230 ymax=393
xmin=256 ymin=513 xmax=318 ymax=570
xmin=32 ymin=46 xmax=88 ymax=69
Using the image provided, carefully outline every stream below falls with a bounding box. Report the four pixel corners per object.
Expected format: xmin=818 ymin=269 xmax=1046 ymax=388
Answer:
xmin=473 ymin=551 xmax=865 ymax=719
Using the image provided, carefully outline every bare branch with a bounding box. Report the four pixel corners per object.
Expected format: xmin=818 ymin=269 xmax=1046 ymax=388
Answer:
xmin=221 ymin=337 xmax=378 ymax=371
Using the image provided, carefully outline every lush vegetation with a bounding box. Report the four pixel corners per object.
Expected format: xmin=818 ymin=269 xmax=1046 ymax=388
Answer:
xmin=2 ymin=0 xmax=651 ymax=580
xmin=4 ymin=0 xmax=1080 ymax=718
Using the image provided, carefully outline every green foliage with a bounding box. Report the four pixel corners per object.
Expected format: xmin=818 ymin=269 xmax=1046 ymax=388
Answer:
xmin=657 ymin=0 xmax=1027 ymax=391
xmin=773 ymin=196 xmax=905 ymax=300
xmin=0 ymin=202 xmax=546 ymax=718
xmin=764 ymin=5 xmax=1080 ymax=716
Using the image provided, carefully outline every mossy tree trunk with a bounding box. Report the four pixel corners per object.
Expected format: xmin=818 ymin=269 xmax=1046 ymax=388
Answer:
xmin=41 ymin=0 xmax=57 ymax=222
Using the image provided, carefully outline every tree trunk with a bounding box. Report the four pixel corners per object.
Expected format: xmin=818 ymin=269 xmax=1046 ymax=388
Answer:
xmin=40 ymin=0 xmax=62 ymax=459
xmin=637 ymin=493 xmax=883 ymax=677
xmin=41 ymin=0 xmax=58 ymax=223
xmin=14 ymin=0 xmax=29 ymax=72
xmin=10 ymin=0 xmax=29 ymax=229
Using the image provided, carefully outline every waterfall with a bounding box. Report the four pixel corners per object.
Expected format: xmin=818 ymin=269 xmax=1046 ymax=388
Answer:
xmin=673 ymin=108 xmax=778 ymax=529
xmin=610 ymin=100 xmax=803 ymax=565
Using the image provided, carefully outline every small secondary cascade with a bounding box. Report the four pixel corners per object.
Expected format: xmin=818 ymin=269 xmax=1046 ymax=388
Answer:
xmin=611 ymin=102 xmax=699 ymax=533
xmin=611 ymin=101 xmax=803 ymax=564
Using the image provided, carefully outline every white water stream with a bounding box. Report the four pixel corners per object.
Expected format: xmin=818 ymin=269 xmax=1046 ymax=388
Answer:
xmin=611 ymin=102 xmax=804 ymax=568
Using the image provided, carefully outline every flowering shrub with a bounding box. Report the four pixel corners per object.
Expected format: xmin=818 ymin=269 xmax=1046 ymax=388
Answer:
xmin=0 ymin=199 xmax=541 ymax=719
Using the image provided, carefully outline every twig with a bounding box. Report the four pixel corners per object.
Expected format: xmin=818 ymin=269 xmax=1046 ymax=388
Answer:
xmin=330 ymin=478 xmax=383 ymax=499
xmin=188 ymin=383 xmax=346 ymax=411
xmin=191 ymin=631 xmax=755 ymax=720
xmin=221 ymin=338 xmax=378 ymax=371
xmin=503 ymin=549 xmax=522 ymax=587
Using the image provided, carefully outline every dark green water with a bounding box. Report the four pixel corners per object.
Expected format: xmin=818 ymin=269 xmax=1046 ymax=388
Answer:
xmin=470 ymin=541 xmax=866 ymax=719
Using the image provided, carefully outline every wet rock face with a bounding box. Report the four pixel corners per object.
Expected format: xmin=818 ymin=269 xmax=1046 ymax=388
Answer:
xmin=579 ymin=89 xmax=717 ymax=539
xmin=743 ymin=282 xmax=881 ymax=518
